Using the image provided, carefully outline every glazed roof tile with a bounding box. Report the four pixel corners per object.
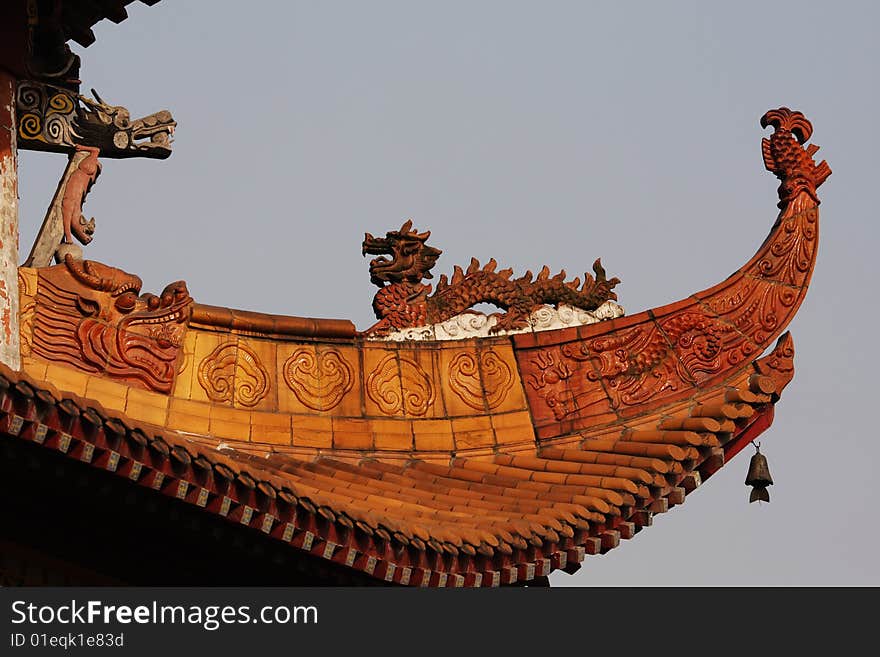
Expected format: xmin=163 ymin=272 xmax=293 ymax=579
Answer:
xmin=0 ymin=338 xmax=790 ymax=585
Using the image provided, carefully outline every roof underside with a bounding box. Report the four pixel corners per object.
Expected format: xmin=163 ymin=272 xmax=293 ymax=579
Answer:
xmin=49 ymin=0 xmax=162 ymax=48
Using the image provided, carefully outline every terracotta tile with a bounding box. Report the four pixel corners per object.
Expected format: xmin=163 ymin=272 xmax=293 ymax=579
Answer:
xmin=402 ymin=345 xmax=444 ymax=418
xmin=321 ymin=344 xmax=362 ymax=416
xmin=477 ymin=342 xmax=527 ymax=413
xmin=234 ymin=337 xmax=277 ymax=412
xmin=455 ymin=446 xmax=498 ymax=461
xmin=413 ymin=420 xmax=455 ymax=458
xmin=85 ymin=376 xmax=128 ymax=413
xmin=209 ymin=403 xmax=252 ymax=441
xmin=397 ymin=350 xmax=440 ymax=419
xmin=361 ymin=344 xmax=403 ymax=417
xmin=292 ymin=414 xmax=333 ymax=432
xmin=645 ymin=294 xmax=702 ymax=322
xmin=371 ymin=418 xmax=414 ymax=451
xmin=20 ymin=357 xmax=47 ymax=383
xmin=188 ymin=331 xmax=224 ymax=403
xmin=569 ymin=412 xmax=621 ymax=434
xmin=437 ymin=345 xmax=483 ymax=417
xmin=535 ymin=325 xmax=578 ymax=347
xmin=290 ymin=426 xmax=332 ymax=449
xmin=412 ymin=418 xmax=455 ymax=451
xmin=44 ymin=363 xmax=89 ymax=397
xmin=332 ymin=418 xmax=373 ymax=450
xmin=250 ymin=411 xmax=293 ymax=446
xmin=277 ymin=343 xmax=318 ymax=415
xmin=452 ymin=415 xmax=495 ymax=450
xmin=490 ymin=411 xmax=536 ymax=445
xmin=516 ymin=345 xmax=579 ymax=429
xmin=18 ymin=267 xmax=38 ymax=297
xmin=167 ymin=398 xmax=211 ymax=435
xmin=170 ymin=329 xmax=199 ymax=400
xmin=511 ymin=330 xmax=539 ymax=350
xmin=125 ymin=387 xmax=169 ymax=427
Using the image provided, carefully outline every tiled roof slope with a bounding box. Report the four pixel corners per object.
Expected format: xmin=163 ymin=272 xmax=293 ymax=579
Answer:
xmin=0 ymin=333 xmax=794 ymax=586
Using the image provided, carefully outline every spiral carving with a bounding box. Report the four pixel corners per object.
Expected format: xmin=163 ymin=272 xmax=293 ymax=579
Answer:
xmin=283 ymin=348 xmax=354 ymax=411
xmin=16 ymin=83 xmax=77 ymax=147
xmin=448 ymin=350 xmax=514 ymax=411
xmin=366 ymin=353 xmax=434 ymax=416
xmin=198 ymin=343 xmax=270 ymax=407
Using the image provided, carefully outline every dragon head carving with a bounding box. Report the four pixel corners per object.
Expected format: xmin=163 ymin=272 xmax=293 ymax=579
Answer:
xmin=74 ymin=89 xmax=176 ymax=159
xmin=16 ymin=83 xmax=176 ymax=159
xmin=363 ymin=220 xmax=443 ymax=287
xmin=32 ymin=257 xmax=193 ymax=393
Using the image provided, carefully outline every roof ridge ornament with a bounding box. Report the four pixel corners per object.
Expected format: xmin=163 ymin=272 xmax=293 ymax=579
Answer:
xmin=761 ymin=107 xmax=831 ymax=212
xmin=362 ymin=221 xmax=621 ymax=337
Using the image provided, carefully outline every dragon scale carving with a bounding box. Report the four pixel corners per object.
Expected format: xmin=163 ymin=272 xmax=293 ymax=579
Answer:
xmin=363 ymin=220 xmax=620 ymax=336
xmin=31 ymin=257 xmax=192 ymax=393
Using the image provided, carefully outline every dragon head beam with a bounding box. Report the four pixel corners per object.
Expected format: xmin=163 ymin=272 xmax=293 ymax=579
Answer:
xmin=74 ymin=89 xmax=176 ymax=159
xmin=16 ymin=82 xmax=176 ymax=159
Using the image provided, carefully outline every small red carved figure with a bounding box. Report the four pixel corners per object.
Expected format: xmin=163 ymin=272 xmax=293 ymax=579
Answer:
xmin=61 ymin=145 xmax=101 ymax=245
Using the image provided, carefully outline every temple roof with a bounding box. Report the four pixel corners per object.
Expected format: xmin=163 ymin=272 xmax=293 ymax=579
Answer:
xmin=0 ymin=0 xmax=831 ymax=584
xmin=5 ymin=104 xmax=827 ymax=585
xmin=39 ymin=0 xmax=162 ymax=48
xmin=0 ymin=1 xmax=163 ymax=85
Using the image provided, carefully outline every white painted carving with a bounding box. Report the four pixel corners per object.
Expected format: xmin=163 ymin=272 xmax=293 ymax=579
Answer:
xmin=372 ymin=301 xmax=625 ymax=342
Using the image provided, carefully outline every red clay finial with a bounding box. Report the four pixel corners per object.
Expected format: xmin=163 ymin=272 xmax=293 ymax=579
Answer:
xmin=761 ymin=108 xmax=831 ymax=210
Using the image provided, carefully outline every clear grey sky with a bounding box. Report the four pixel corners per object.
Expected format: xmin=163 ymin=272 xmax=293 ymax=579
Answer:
xmin=17 ymin=1 xmax=880 ymax=585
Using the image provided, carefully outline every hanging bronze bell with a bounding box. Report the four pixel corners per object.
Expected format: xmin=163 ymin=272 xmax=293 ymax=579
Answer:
xmin=745 ymin=444 xmax=773 ymax=503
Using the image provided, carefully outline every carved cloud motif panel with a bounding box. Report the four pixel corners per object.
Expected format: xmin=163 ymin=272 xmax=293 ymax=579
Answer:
xmin=366 ymin=353 xmax=435 ymax=416
xmin=197 ymin=342 xmax=270 ymax=408
xmin=283 ymin=348 xmax=355 ymax=412
xmin=448 ymin=349 xmax=514 ymax=411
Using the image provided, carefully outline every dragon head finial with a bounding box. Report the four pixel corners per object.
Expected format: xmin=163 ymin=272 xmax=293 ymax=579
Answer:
xmin=362 ymin=221 xmax=443 ymax=287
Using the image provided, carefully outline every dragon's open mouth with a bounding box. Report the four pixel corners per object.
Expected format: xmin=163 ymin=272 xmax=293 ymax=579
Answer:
xmin=362 ymin=233 xmax=392 ymax=257
xmin=73 ymin=90 xmax=178 ymax=159
xmin=127 ymin=110 xmax=176 ymax=154
xmin=120 ymin=280 xmax=193 ymax=346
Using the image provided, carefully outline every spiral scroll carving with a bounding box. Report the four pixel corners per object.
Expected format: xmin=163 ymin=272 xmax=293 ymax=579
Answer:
xmin=366 ymin=354 xmax=434 ymax=416
xmin=448 ymin=350 xmax=514 ymax=411
xmin=283 ymin=349 xmax=355 ymax=411
xmin=198 ymin=343 xmax=270 ymax=407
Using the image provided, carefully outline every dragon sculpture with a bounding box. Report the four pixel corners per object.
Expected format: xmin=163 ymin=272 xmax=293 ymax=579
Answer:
xmin=363 ymin=220 xmax=620 ymax=335
xmin=30 ymin=256 xmax=193 ymax=394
